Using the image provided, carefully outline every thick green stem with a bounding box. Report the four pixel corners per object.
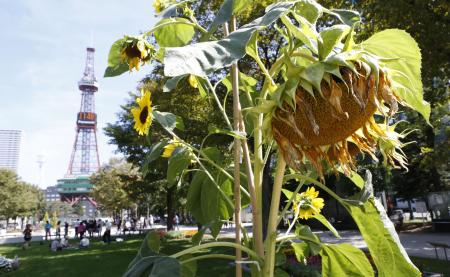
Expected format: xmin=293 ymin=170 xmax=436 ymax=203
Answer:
xmin=263 ymin=153 xmax=286 ymax=277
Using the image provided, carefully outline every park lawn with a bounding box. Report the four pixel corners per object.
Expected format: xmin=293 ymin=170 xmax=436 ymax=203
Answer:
xmin=0 ymin=235 xmax=247 ymax=277
xmin=1 ymin=235 xmax=448 ymax=276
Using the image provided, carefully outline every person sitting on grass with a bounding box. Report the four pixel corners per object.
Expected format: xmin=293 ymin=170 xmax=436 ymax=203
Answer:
xmin=60 ymin=236 xmax=69 ymax=249
xmin=79 ymin=237 xmax=89 ymax=249
xmin=22 ymin=224 xmax=32 ymax=250
xmin=50 ymin=239 xmax=62 ymax=252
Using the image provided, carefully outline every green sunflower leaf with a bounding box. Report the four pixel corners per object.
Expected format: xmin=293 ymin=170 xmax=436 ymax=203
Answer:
xmin=281 ymin=15 xmax=317 ymax=54
xmin=360 ymin=29 xmax=430 ymax=123
xmin=320 ymin=244 xmax=374 ymax=277
xmin=154 ymin=18 xmax=196 ymax=47
xmin=104 ymin=38 xmax=129 ymax=77
xmin=312 ymin=214 xmax=340 ymax=238
xmin=299 ymin=62 xmax=325 ymax=93
xmin=294 ymin=0 xmax=323 ymax=24
xmin=318 ymin=24 xmax=351 ymax=60
xmin=342 ymin=198 xmax=420 ymax=276
xmin=204 ymin=0 xmax=254 ymax=40
xmin=153 ymin=111 xmax=184 ymax=132
xmin=291 ymin=242 xmax=309 ymax=261
xmin=146 ymin=231 xmax=161 ymax=254
xmin=167 ymin=148 xmax=191 ymax=186
xmin=163 ymin=75 xmax=188 ymax=92
xmin=180 ymin=254 xmax=197 ymax=277
xmin=164 ymin=2 xmax=297 ymax=77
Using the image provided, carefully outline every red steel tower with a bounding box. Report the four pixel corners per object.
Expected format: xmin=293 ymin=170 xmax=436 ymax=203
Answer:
xmin=56 ymin=47 xmax=100 ymax=217
xmin=67 ymin=47 xmax=100 ymax=176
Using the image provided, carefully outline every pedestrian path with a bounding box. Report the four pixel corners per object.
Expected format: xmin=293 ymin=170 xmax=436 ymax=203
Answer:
xmin=1 ymin=225 xmax=448 ymax=259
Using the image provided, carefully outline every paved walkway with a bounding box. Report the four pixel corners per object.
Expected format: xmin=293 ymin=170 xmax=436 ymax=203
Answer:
xmin=316 ymin=230 xmax=450 ymax=259
xmin=1 ymin=225 xmax=448 ymax=259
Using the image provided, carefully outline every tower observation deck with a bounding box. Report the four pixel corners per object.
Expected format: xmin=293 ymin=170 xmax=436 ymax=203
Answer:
xmin=57 ymin=47 xmax=100 ymax=217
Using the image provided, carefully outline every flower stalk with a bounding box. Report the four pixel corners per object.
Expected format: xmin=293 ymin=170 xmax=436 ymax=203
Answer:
xmin=263 ymin=153 xmax=286 ymax=277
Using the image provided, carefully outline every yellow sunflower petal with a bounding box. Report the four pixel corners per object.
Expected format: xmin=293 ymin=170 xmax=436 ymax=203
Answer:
xmin=188 ymin=75 xmax=199 ymax=88
xmin=312 ymin=197 xmax=325 ymax=210
xmin=152 ymin=0 xmax=162 ymax=13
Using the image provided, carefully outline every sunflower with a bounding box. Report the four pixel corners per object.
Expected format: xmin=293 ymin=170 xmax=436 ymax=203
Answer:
xmin=121 ymin=36 xmax=154 ymax=72
xmin=161 ymin=140 xmax=183 ymax=158
xmin=293 ymin=187 xmax=324 ymax=220
xmin=272 ymin=63 xmax=404 ymax=176
xmin=131 ymin=89 xmax=153 ymax=136
xmin=153 ymin=0 xmax=162 ymax=14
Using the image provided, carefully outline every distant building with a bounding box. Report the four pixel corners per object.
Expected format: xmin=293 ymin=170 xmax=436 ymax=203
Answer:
xmin=57 ymin=176 xmax=97 ymax=218
xmin=44 ymin=186 xmax=60 ymax=202
xmin=0 ymin=130 xmax=22 ymax=172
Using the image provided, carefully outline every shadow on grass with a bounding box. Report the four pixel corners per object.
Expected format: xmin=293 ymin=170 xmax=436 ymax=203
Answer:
xmin=0 ymin=236 xmax=249 ymax=277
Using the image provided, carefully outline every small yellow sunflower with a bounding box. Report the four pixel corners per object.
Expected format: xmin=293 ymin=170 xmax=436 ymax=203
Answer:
xmin=162 ymin=140 xmax=183 ymax=158
xmin=153 ymin=0 xmax=162 ymax=14
xmin=188 ymin=75 xmax=199 ymax=88
xmin=293 ymin=187 xmax=325 ymax=220
xmin=131 ymin=89 xmax=153 ymax=136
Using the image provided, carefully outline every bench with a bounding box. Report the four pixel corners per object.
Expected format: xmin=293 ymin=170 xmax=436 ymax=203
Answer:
xmin=428 ymin=241 xmax=449 ymax=261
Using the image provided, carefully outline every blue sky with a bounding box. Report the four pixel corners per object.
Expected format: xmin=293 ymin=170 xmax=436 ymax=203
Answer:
xmin=0 ymin=0 xmax=157 ymax=188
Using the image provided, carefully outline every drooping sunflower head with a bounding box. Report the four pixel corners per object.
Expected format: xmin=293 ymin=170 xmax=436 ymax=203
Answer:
xmin=131 ymin=89 xmax=153 ymax=136
xmin=272 ymin=64 xmax=403 ymax=176
xmin=121 ymin=36 xmax=154 ymax=71
xmin=293 ymin=186 xmax=325 ymax=220
xmin=259 ymin=2 xmax=428 ymax=178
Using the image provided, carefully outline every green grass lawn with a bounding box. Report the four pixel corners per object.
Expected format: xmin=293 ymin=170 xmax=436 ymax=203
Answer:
xmin=0 ymin=235 xmax=448 ymax=276
xmin=0 ymin=236 xmax=246 ymax=277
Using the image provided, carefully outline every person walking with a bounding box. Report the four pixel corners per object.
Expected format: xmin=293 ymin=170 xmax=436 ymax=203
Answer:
xmin=74 ymin=219 xmax=80 ymax=238
xmin=117 ymin=218 xmax=122 ymax=235
xmin=78 ymin=222 xmax=86 ymax=239
xmin=56 ymin=221 xmax=61 ymax=239
xmin=174 ymin=214 xmax=180 ymax=231
xmin=64 ymin=221 xmax=69 ymax=238
xmin=103 ymin=220 xmax=112 ymax=244
xmin=44 ymin=221 xmax=52 ymax=241
xmin=22 ymin=224 xmax=32 ymax=249
xmin=149 ymin=214 xmax=154 ymax=229
xmin=97 ymin=219 xmax=103 ymax=237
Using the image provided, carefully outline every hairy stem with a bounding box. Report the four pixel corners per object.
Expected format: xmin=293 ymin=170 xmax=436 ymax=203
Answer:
xmin=263 ymin=153 xmax=286 ymax=277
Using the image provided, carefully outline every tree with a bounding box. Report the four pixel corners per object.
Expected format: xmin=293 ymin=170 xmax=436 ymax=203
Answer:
xmin=91 ymin=158 xmax=141 ymax=216
xmin=0 ymin=169 xmax=44 ymax=222
xmin=46 ymin=201 xmax=74 ymax=219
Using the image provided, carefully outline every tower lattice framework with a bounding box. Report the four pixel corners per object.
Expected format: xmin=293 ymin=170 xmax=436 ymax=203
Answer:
xmin=67 ymin=47 xmax=100 ymax=176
